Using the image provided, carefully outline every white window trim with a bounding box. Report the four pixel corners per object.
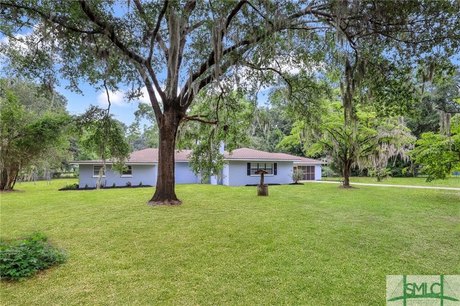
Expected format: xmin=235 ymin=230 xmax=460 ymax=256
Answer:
xmin=92 ymin=166 xmax=106 ymax=178
xmin=249 ymin=162 xmax=275 ymax=176
xmin=120 ymin=165 xmax=133 ymax=177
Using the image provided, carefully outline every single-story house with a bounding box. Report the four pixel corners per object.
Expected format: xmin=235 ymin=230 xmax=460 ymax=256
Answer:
xmin=74 ymin=148 xmax=323 ymax=188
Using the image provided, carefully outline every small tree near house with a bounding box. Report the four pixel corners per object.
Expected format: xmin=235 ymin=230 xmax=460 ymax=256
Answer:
xmin=292 ymin=168 xmax=304 ymax=184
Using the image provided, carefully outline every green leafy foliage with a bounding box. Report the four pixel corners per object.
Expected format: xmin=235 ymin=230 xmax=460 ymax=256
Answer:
xmin=0 ymin=233 xmax=66 ymax=281
xmin=59 ymin=183 xmax=79 ymax=190
xmin=126 ymin=103 xmax=159 ymax=151
xmin=357 ymin=117 xmax=416 ymax=182
xmin=178 ymin=91 xmax=254 ymax=182
xmin=0 ymin=80 xmax=71 ymax=190
xmin=411 ymin=115 xmax=460 ymax=181
xmin=73 ymin=106 xmax=130 ymax=188
xmin=292 ymin=168 xmax=304 ymax=184
xmin=248 ymin=105 xmax=295 ymax=154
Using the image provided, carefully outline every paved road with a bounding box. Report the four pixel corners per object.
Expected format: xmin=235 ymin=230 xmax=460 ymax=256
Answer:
xmin=303 ymin=180 xmax=460 ymax=191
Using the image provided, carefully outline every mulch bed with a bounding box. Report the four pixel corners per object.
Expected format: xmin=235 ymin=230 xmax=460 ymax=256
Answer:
xmin=59 ymin=185 xmax=153 ymax=191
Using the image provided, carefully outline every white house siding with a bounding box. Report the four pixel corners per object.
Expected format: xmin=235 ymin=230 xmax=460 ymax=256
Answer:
xmin=175 ymin=162 xmax=200 ymax=184
xmin=315 ymin=165 xmax=322 ymax=180
xmin=222 ymin=163 xmax=230 ymax=185
xmin=224 ymin=161 xmax=293 ymax=186
xmin=78 ymin=164 xmax=156 ymax=188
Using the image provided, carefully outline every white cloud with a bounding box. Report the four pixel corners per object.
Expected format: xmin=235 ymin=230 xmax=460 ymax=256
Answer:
xmin=97 ymin=86 xmax=164 ymax=107
xmin=138 ymin=87 xmax=151 ymax=104
xmin=0 ymin=34 xmax=29 ymax=56
xmin=97 ymin=90 xmax=125 ymax=106
xmin=138 ymin=86 xmax=163 ymax=104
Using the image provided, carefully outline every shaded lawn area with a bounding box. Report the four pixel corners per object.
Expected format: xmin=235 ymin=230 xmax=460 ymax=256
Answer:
xmin=1 ymin=180 xmax=459 ymax=305
xmin=322 ymin=176 xmax=460 ymax=188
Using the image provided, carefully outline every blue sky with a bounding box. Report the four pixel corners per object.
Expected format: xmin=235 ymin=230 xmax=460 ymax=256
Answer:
xmin=57 ymin=80 xmax=146 ymax=126
xmin=57 ymin=79 xmax=271 ymax=126
xmin=0 ymin=32 xmax=151 ymax=126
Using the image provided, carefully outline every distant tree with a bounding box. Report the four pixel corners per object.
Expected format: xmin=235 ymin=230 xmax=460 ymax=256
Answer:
xmin=305 ymin=102 xmax=376 ymax=187
xmin=249 ymin=106 xmax=293 ymax=153
xmin=126 ymin=103 xmax=159 ymax=151
xmin=411 ymin=112 xmax=460 ymax=181
xmin=0 ymin=80 xmax=70 ymax=190
xmin=357 ymin=117 xmax=416 ymax=182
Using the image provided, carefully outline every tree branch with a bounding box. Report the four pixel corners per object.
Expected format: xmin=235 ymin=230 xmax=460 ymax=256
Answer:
xmin=78 ymin=0 xmax=146 ymax=65
xmin=149 ymin=0 xmax=168 ymax=61
xmin=0 ymin=2 xmax=102 ymax=35
xmin=179 ymin=2 xmax=324 ymax=108
xmin=183 ymin=115 xmax=218 ymax=125
xmin=145 ymin=64 xmax=167 ymax=103
xmin=241 ymin=59 xmax=293 ymax=90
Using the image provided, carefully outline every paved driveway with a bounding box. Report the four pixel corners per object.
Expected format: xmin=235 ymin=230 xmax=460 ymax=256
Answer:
xmin=304 ymin=180 xmax=460 ymax=191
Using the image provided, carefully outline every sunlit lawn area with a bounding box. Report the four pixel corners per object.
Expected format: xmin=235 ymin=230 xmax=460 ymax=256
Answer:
xmin=1 ymin=179 xmax=459 ymax=305
xmin=322 ymin=176 xmax=460 ymax=188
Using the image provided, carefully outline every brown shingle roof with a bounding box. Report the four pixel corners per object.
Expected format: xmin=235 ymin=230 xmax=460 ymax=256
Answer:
xmin=74 ymin=147 xmax=322 ymax=164
xmin=224 ymin=148 xmax=301 ymax=161
xmin=128 ymin=148 xmax=191 ymax=163
xmin=74 ymin=148 xmax=192 ymax=164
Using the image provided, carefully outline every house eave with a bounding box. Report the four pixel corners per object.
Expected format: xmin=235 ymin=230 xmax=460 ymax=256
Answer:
xmin=71 ymin=161 xmax=157 ymax=166
xmin=224 ymin=158 xmax=299 ymax=162
xmin=293 ymin=161 xmax=325 ymax=165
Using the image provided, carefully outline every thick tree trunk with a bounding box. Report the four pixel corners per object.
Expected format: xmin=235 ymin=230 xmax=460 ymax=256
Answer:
xmin=0 ymin=169 xmax=7 ymax=190
xmin=148 ymin=107 xmax=183 ymax=205
xmin=0 ymin=166 xmax=18 ymax=191
xmin=342 ymin=160 xmax=352 ymax=188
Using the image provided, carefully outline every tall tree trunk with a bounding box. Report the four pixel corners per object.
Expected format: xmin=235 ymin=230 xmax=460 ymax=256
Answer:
xmin=0 ymin=165 xmax=18 ymax=191
xmin=342 ymin=58 xmax=355 ymax=126
xmin=0 ymin=168 xmax=7 ymax=190
xmin=149 ymin=107 xmax=183 ymax=205
xmin=342 ymin=160 xmax=352 ymax=188
xmin=11 ymin=172 xmax=18 ymax=189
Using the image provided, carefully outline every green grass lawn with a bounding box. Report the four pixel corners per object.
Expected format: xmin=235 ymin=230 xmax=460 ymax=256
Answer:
xmin=1 ymin=180 xmax=459 ymax=305
xmin=322 ymin=176 xmax=460 ymax=187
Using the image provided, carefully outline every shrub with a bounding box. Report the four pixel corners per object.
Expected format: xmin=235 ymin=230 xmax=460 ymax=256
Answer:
xmin=369 ymin=167 xmax=392 ymax=182
xmin=0 ymin=233 xmax=66 ymax=281
xmin=126 ymin=181 xmax=132 ymax=187
xmin=112 ymin=182 xmax=116 ymax=188
xmin=139 ymin=181 xmax=143 ymax=186
xmin=84 ymin=184 xmax=88 ymax=189
xmin=59 ymin=183 xmax=79 ymax=190
xmin=292 ymin=168 xmax=304 ymax=184
xmin=321 ymin=166 xmax=338 ymax=177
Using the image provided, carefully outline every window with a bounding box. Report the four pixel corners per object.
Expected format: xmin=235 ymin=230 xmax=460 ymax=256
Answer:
xmin=296 ymin=166 xmax=315 ymax=180
xmin=93 ymin=165 xmax=105 ymax=177
xmin=121 ymin=166 xmax=132 ymax=177
xmin=249 ymin=162 xmax=274 ymax=175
